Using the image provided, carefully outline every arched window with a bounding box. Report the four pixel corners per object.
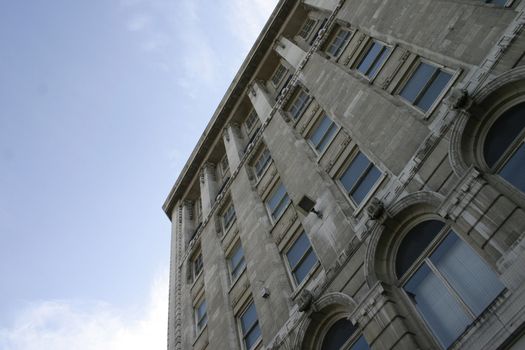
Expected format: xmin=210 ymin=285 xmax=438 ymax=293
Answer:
xmin=320 ymin=318 xmax=369 ymax=350
xmin=396 ymin=220 xmax=504 ymax=348
xmin=483 ymin=102 xmax=525 ymax=192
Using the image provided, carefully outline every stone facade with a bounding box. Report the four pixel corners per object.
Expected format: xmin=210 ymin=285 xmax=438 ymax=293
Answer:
xmin=163 ymin=1 xmax=525 ymax=349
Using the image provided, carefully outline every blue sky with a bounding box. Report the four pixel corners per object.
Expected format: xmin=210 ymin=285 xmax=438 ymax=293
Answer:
xmin=0 ymin=0 xmax=277 ymax=348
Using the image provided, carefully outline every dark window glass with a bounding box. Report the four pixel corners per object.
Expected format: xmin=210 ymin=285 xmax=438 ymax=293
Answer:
xmin=486 ymin=0 xmax=507 ymax=5
xmin=416 ymin=70 xmax=452 ymax=111
xmin=321 ymin=319 xmax=358 ymax=350
xmin=240 ymin=302 xmax=261 ymax=349
xmin=357 ymin=41 xmax=390 ymax=78
xmin=340 ymin=152 xmax=381 ymax=205
xmin=222 ymin=203 xmax=236 ymax=230
xmin=267 ymin=182 xmax=290 ymax=220
xmin=229 ymin=244 xmax=246 ymax=279
xmin=396 ymin=220 xmax=444 ymax=277
xmin=196 ymin=300 xmax=208 ymax=330
xmin=400 ymin=62 xmax=436 ymax=103
xmin=310 ymin=115 xmax=337 ymax=152
xmin=351 ymin=166 xmax=381 ymax=205
xmin=350 ymin=335 xmax=370 ymax=350
xmin=327 ymin=29 xmax=351 ymax=57
xmin=289 ymin=90 xmax=310 ymax=119
xmin=483 ymin=102 xmax=525 ymax=168
xmin=286 ymin=232 xmax=318 ymax=284
xmin=499 ymin=142 xmax=525 ymax=192
xmin=254 ymin=149 xmax=271 ymax=177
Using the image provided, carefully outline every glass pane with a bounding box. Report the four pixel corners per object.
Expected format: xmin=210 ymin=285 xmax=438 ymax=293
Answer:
xmin=245 ymin=323 xmax=261 ymax=349
xmin=499 ymin=142 xmax=525 ymax=192
xmin=241 ymin=303 xmax=258 ymax=333
xmin=310 ymin=116 xmax=333 ymax=147
xmin=293 ymin=249 xmax=318 ymax=284
xmin=351 ymin=165 xmax=381 ymax=205
xmin=367 ymin=46 xmax=390 ymax=78
xmin=255 ymin=149 xmax=271 ymax=176
xmin=231 ymin=257 xmax=245 ymax=278
xmin=357 ymin=42 xmax=383 ymax=76
xmin=268 ymin=183 xmax=286 ymax=212
xmin=350 ymin=335 xmax=370 ymax=350
xmin=316 ymin=122 xmax=338 ymax=152
xmin=416 ymin=70 xmax=452 ymax=111
xmin=404 ymin=264 xmax=472 ymax=349
xmin=400 ymin=62 xmax=435 ymax=103
xmin=231 ymin=245 xmax=244 ymax=269
xmin=340 ymin=152 xmax=370 ymax=194
xmin=286 ymin=232 xmax=310 ymax=269
xmin=431 ymin=232 xmax=504 ymax=316
xmin=483 ymin=102 xmax=525 ymax=167
xmin=395 ymin=220 xmax=445 ymax=277
xmin=272 ymin=193 xmax=290 ymax=219
xmin=321 ymin=318 xmax=358 ymax=350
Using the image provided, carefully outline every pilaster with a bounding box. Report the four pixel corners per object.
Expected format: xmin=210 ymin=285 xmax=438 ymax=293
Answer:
xmin=199 ymin=163 xmax=218 ymax=217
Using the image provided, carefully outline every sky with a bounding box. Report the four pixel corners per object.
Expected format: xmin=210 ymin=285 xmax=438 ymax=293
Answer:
xmin=0 ymin=0 xmax=278 ymax=349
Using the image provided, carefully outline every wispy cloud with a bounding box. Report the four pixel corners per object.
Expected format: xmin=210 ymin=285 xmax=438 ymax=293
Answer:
xmin=0 ymin=268 xmax=168 ymax=350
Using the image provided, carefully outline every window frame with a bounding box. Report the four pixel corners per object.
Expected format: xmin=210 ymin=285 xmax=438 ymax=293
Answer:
xmin=191 ymin=251 xmax=204 ymax=282
xmin=265 ymin=180 xmax=292 ymax=224
xmin=298 ymin=17 xmax=316 ymax=40
xmin=287 ymin=88 xmax=311 ymax=121
xmin=336 ymin=148 xmax=384 ymax=212
xmin=315 ymin=314 xmax=369 ymax=350
xmin=221 ymin=200 xmax=237 ymax=233
xmin=220 ymin=154 xmax=230 ymax=179
xmin=307 ymin=113 xmax=339 ymax=156
xmin=237 ymin=299 xmax=262 ymax=350
xmin=284 ymin=230 xmax=320 ymax=288
xmin=227 ymin=240 xmax=247 ymax=284
xmin=354 ymin=39 xmax=393 ymax=81
xmin=271 ymin=63 xmax=288 ymax=87
xmin=397 ymin=58 xmax=458 ymax=117
xmin=325 ymin=26 xmax=353 ymax=59
xmin=252 ymin=147 xmax=272 ymax=180
xmin=194 ymin=298 xmax=208 ymax=335
xmin=244 ymin=109 xmax=259 ymax=134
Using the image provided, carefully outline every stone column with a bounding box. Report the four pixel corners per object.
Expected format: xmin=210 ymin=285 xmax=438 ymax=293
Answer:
xmin=168 ymin=202 xmax=184 ymax=350
xmin=182 ymin=200 xmax=196 ymax=246
xmin=275 ymin=37 xmax=307 ymax=71
xmin=223 ymin=123 xmax=245 ymax=170
xmin=199 ymin=163 xmax=218 ymax=217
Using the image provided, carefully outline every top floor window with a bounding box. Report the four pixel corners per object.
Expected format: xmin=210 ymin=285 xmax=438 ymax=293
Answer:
xmin=220 ymin=155 xmax=229 ymax=177
xmin=288 ymin=89 xmax=310 ymax=120
xmin=298 ymin=18 xmax=316 ymax=39
xmin=356 ymin=40 xmax=391 ymax=79
xmin=222 ymin=202 xmax=236 ymax=232
xmin=245 ymin=109 xmax=258 ymax=132
xmin=266 ymin=181 xmax=291 ymax=222
xmin=397 ymin=220 xmax=504 ymax=348
xmin=399 ymin=61 xmax=453 ymax=112
xmin=326 ymin=28 xmax=351 ymax=58
xmin=271 ymin=64 xmax=288 ymax=87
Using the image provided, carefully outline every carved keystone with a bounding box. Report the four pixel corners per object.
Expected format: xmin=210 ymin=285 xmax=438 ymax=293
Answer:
xmin=297 ymin=289 xmax=314 ymax=312
xmin=447 ymin=88 xmax=471 ymax=110
xmin=366 ymin=198 xmax=384 ymax=220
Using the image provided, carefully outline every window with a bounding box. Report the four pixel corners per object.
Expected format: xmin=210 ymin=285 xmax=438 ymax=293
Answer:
xmin=485 ymin=0 xmax=507 ymax=5
xmin=195 ymin=299 xmax=208 ymax=332
xmin=253 ymin=148 xmax=272 ymax=178
xmin=286 ymin=232 xmax=318 ymax=285
xmin=299 ymin=18 xmax=316 ymax=39
xmin=321 ymin=318 xmax=369 ymax=350
xmin=228 ymin=242 xmax=246 ymax=280
xmin=339 ymin=151 xmax=381 ymax=206
xmin=356 ymin=40 xmax=391 ymax=79
xmin=483 ymin=102 xmax=525 ymax=192
xmin=288 ymin=89 xmax=310 ymax=120
xmin=222 ymin=202 xmax=236 ymax=231
xmin=326 ymin=28 xmax=351 ymax=58
xmin=239 ymin=301 xmax=262 ymax=350
xmin=399 ymin=61 xmax=453 ymax=112
xmin=309 ymin=115 xmax=338 ymax=153
xmin=271 ymin=64 xmax=287 ymax=86
xmin=193 ymin=253 xmax=203 ymax=279
xmin=397 ymin=220 xmax=504 ymax=349
xmin=220 ymin=155 xmax=229 ymax=177
xmin=266 ymin=182 xmax=291 ymax=221
xmin=245 ymin=109 xmax=258 ymax=132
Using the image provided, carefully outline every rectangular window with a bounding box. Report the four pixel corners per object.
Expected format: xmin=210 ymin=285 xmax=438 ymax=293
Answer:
xmin=220 ymin=155 xmax=229 ymax=177
xmin=254 ymin=148 xmax=272 ymax=178
xmin=485 ymin=0 xmax=507 ymax=5
xmin=193 ymin=253 xmax=203 ymax=279
xmin=327 ymin=28 xmax=351 ymax=58
xmin=399 ymin=61 xmax=453 ymax=112
xmin=222 ymin=202 xmax=236 ymax=231
xmin=239 ymin=301 xmax=262 ymax=350
xmin=309 ymin=115 xmax=338 ymax=153
xmin=266 ymin=182 xmax=291 ymax=221
xmin=245 ymin=109 xmax=258 ymax=132
xmin=288 ymin=89 xmax=310 ymax=120
xmin=271 ymin=64 xmax=287 ymax=87
xmin=228 ymin=242 xmax=246 ymax=280
xmin=356 ymin=40 xmax=391 ymax=79
xmin=339 ymin=151 xmax=381 ymax=205
xmin=286 ymin=232 xmax=318 ymax=285
xmin=298 ymin=18 xmax=316 ymax=39
xmin=195 ymin=299 xmax=208 ymax=332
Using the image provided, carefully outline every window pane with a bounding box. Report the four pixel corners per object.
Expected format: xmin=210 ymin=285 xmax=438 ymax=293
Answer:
xmin=351 ymin=165 xmax=381 ymax=205
xmin=245 ymin=323 xmax=261 ymax=349
xmin=255 ymin=149 xmax=271 ymax=177
xmin=396 ymin=220 xmax=445 ymax=277
xmin=404 ymin=264 xmax=472 ymax=349
xmin=484 ymin=102 xmax=525 ymax=167
xmin=241 ymin=303 xmax=258 ymax=333
xmin=316 ymin=122 xmax=338 ymax=152
xmin=416 ymin=70 xmax=452 ymax=111
xmin=286 ymin=233 xmax=310 ymax=269
xmin=400 ymin=62 xmax=435 ymax=103
xmin=310 ymin=116 xmax=333 ymax=146
xmin=357 ymin=42 xmax=383 ymax=76
xmin=350 ymin=335 xmax=370 ymax=350
xmin=321 ymin=318 xmax=358 ymax=350
xmin=340 ymin=152 xmax=370 ymax=193
xmin=499 ymin=142 xmax=525 ymax=192
xmin=367 ymin=46 xmax=390 ymax=78
xmin=430 ymin=232 xmax=504 ymax=316
xmin=268 ymin=183 xmax=286 ymax=212
xmin=293 ymin=249 xmax=318 ymax=284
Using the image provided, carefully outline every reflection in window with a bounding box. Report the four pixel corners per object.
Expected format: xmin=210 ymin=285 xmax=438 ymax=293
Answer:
xmin=339 ymin=151 xmax=381 ymax=205
xmin=400 ymin=61 xmax=452 ymax=112
xmin=321 ymin=318 xmax=369 ymax=350
xmin=309 ymin=115 xmax=338 ymax=153
xmin=239 ymin=301 xmax=261 ymax=350
xmin=483 ymin=102 xmax=525 ymax=192
xmin=398 ymin=221 xmax=504 ymax=348
xmin=286 ymin=232 xmax=318 ymax=285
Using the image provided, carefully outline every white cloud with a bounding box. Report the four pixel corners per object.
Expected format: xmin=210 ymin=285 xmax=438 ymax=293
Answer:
xmin=0 ymin=268 xmax=168 ymax=350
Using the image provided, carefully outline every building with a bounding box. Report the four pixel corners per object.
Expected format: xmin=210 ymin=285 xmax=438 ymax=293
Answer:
xmin=163 ymin=0 xmax=525 ymax=349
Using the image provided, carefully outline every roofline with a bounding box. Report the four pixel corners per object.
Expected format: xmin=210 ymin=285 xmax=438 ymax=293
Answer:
xmin=162 ymin=0 xmax=295 ymax=219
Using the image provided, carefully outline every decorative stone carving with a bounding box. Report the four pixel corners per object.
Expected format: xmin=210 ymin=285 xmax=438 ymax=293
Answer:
xmin=366 ymin=198 xmax=384 ymax=220
xmin=297 ymin=289 xmax=314 ymax=312
xmin=446 ymin=88 xmax=471 ymax=110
